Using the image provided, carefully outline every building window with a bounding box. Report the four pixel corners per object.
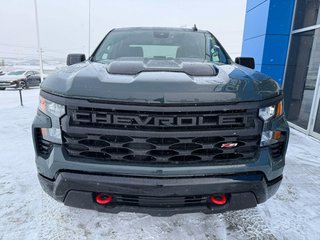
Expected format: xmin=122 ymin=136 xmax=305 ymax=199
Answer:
xmin=284 ymin=29 xmax=320 ymax=129
xmin=293 ymin=0 xmax=320 ymax=30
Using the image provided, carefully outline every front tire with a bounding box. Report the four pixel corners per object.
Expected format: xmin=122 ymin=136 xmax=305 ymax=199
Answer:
xmin=19 ymin=81 xmax=28 ymax=89
xmin=0 ymin=87 xmax=5 ymax=90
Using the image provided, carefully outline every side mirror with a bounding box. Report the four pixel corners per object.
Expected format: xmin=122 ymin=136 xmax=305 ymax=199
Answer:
xmin=67 ymin=54 xmax=86 ymax=66
xmin=235 ymin=57 xmax=255 ymax=69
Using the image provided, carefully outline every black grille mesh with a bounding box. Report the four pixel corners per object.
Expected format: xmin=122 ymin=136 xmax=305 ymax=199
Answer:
xmin=113 ymin=194 xmax=208 ymax=208
xmin=63 ymin=132 xmax=260 ymax=165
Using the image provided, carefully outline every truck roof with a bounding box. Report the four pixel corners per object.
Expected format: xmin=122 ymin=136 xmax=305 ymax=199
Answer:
xmin=112 ymin=27 xmax=210 ymax=34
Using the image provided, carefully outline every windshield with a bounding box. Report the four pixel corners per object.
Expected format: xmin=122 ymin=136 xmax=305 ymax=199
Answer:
xmin=8 ymin=71 xmax=26 ymax=75
xmin=92 ymin=29 xmax=230 ymax=64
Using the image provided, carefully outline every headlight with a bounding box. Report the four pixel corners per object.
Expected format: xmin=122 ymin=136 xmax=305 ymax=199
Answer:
xmin=259 ymin=101 xmax=284 ymax=146
xmin=39 ymin=96 xmax=65 ymax=144
xmin=259 ymin=101 xmax=283 ymax=121
xmin=39 ymin=96 xmax=65 ymax=118
xmin=259 ymin=106 xmax=275 ymax=121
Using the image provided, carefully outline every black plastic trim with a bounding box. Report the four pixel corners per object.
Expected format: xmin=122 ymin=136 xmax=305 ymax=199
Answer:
xmin=40 ymin=90 xmax=283 ymax=109
xmin=38 ymin=171 xmax=282 ymax=216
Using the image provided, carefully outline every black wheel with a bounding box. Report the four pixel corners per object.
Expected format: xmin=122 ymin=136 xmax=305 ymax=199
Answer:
xmin=19 ymin=81 xmax=28 ymax=89
xmin=0 ymin=87 xmax=5 ymax=90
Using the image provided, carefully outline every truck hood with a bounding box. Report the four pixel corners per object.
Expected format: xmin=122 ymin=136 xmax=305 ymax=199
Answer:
xmin=41 ymin=60 xmax=280 ymax=104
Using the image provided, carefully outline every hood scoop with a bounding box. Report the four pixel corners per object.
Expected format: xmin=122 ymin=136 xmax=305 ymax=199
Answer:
xmin=106 ymin=59 xmax=218 ymax=76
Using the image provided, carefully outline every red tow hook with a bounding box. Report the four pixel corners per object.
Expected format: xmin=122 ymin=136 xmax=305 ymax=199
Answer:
xmin=95 ymin=193 xmax=113 ymax=205
xmin=210 ymin=194 xmax=227 ymax=205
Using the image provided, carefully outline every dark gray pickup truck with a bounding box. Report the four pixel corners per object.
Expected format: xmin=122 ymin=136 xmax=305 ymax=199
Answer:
xmin=32 ymin=27 xmax=289 ymax=216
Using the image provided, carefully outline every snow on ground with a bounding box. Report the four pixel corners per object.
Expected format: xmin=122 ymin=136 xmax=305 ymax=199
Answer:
xmin=0 ymin=88 xmax=320 ymax=240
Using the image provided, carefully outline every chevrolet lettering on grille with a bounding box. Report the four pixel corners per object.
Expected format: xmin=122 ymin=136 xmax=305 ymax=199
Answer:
xmin=71 ymin=111 xmax=246 ymax=127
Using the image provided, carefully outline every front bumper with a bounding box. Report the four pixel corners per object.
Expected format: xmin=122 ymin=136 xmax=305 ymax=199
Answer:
xmin=38 ymin=171 xmax=282 ymax=216
xmin=0 ymin=81 xmax=17 ymax=88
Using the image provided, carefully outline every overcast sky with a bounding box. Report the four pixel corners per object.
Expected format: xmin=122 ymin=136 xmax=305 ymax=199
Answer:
xmin=0 ymin=0 xmax=247 ymax=60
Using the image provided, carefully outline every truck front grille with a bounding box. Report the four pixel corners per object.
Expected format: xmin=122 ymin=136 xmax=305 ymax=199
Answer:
xmin=61 ymin=103 xmax=262 ymax=166
xmin=63 ymin=132 xmax=260 ymax=165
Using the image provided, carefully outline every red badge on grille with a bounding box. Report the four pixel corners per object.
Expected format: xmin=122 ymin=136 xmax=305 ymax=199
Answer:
xmin=221 ymin=143 xmax=238 ymax=148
